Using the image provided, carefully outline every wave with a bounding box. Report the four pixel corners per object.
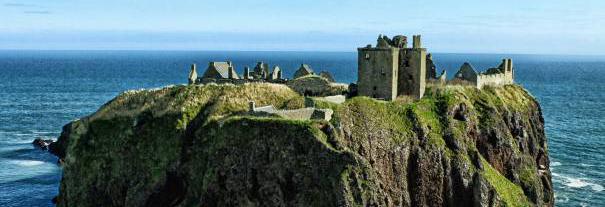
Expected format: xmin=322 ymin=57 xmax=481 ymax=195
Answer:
xmin=551 ymin=161 xmax=562 ymax=167
xmin=9 ymin=160 xmax=45 ymax=167
xmin=553 ymin=173 xmax=604 ymax=192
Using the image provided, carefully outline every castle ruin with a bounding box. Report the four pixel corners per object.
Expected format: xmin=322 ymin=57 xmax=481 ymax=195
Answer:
xmin=357 ymin=35 xmax=427 ymax=100
xmin=187 ymin=34 xmax=515 ymax=101
xmin=452 ymin=59 xmax=514 ymax=88
xmin=189 ymin=61 xmax=288 ymax=84
xmin=357 ymin=34 xmax=514 ymax=100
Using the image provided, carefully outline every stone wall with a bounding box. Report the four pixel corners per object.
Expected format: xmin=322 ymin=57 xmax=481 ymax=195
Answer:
xmin=477 ymin=73 xmax=513 ymax=88
xmin=398 ymin=48 xmax=426 ymax=99
xmin=451 ymin=59 xmax=514 ymax=89
xmin=250 ymin=102 xmax=333 ymax=121
xmin=357 ymin=47 xmax=399 ymax=100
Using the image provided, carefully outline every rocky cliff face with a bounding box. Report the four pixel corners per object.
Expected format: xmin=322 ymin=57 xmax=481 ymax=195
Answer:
xmin=50 ymin=83 xmax=553 ymax=207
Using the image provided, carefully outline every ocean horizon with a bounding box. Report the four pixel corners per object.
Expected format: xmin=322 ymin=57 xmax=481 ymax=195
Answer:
xmin=0 ymin=50 xmax=603 ymax=206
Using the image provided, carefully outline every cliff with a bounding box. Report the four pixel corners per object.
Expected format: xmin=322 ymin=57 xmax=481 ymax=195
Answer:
xmin=50 ymin=83 xmax=553 ymax=207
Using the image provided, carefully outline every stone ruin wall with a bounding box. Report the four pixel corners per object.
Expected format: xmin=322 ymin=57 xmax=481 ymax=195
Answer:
xmin=477 ymin=73 xmax=506 ymax=88
xmin=398 ymin=48 xmax=426 ymax=99
xmin=357 ymin=48 xmax=399 ymax=100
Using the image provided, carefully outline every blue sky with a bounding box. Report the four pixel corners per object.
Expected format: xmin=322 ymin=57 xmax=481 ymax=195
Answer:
xmin=1 ymin=0 xmax=604 ymax=54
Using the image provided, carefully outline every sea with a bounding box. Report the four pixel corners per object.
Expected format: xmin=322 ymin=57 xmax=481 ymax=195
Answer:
xmin=0 ymin=51 xmax=603 ymax=206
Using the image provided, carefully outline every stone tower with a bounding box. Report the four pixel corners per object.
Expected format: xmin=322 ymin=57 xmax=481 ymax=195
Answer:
xmin=357 ymin=40 xmax=400 ymax=100
xmin=398 ymin=35 xmax=426 ymax=99
xmin=357 ymin=34 xmax=427 ymax=100
xmin=188 ymin=64 xmax=198 ymax=84
xmin=502 ymin=58 xmax=514 ymax=83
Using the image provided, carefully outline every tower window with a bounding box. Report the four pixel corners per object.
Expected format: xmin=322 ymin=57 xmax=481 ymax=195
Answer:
xmin=373 ymin=86 xmax=377 ymax=90
xmin=365 ymin=53 xmax=370 ymax=60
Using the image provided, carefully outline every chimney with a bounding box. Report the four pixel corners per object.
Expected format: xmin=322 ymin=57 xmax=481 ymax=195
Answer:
xmin=501 ymin=59 xmax=508 ymax=70
xmin=228 ymin=66 xmax=234 ymax=79
xmin=243 ymin=66 xmax=250 ymax=79
xmin=188 ymin=64 xmax=198 ymax=84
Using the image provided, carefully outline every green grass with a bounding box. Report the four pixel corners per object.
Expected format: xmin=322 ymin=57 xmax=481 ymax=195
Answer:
xmin=481 ymin=158 xmax=531 ymax=207
xmin=339 ymin=97 xmax=414 ymax=144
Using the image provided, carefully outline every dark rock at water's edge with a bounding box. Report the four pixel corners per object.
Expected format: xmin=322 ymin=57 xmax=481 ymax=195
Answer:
xmin=49 ymin=83 xmax=554 ymax=207
xmin=32 ymin=138 xmax=54 ymax=150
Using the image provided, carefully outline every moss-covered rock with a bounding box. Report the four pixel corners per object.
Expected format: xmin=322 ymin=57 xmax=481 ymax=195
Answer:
xmin=51 ymin=83 xmax=553 ymax=207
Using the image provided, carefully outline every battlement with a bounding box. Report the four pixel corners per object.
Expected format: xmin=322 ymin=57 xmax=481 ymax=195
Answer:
xmin=360 ymin=34 xmax=425 ymax=50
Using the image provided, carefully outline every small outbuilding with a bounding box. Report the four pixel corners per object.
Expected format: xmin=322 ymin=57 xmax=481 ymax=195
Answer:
xmin=293 ymin=64 xmax=315 ymax=79
xmin=202 ymin=61 xmax=239 ymax=79
xmin=453 ymin=62 xmax=478 ymax=83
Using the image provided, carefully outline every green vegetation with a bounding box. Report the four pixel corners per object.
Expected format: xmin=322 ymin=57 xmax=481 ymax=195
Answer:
xmin=55 ymin=82 xmax=548 ymax=206
xmin=481 ymin=158 xmax=532 ymax=207
xmin=338 ymin=97 xmax=414 ymax=144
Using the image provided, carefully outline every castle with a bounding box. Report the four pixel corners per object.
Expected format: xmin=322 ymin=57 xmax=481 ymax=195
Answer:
xmin=187 ymin=34 xmax=515 ymax=101
xmin=357 ymin=34 xmax=514 ymax=100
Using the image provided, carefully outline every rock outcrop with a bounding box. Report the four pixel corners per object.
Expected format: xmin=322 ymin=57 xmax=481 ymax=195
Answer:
xmin=32 ymin=138 xmax=54 ymax=150
xmin=50 ymin=83 xmax=553 ymax=207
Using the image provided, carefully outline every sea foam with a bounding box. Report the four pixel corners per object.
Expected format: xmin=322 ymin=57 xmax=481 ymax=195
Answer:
xmin=9 ymin=160 xmax=45 ymax=167
xmin=556 ymin=174 xmax=604 ymax=192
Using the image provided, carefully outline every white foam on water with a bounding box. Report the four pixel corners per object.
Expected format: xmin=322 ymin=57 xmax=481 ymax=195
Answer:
xmin=565 ymin=177 xmax=590 ymax=188
xmin=8 ymin=139 xmax=37 ymax=144
xmin=554 ymin=173 xmax=604 ymax=192
xmin=0 ymin=159 xmax=60 ymax=184
xmin=551 ymin=161 xmax=562 ymax=167
xmin=13 ymin=133 xmax=33 ymax=136
xmin=9 ymin=160 xmax=45 ymax=167
xmin=592 ymin=184 xmax=604 ymax=192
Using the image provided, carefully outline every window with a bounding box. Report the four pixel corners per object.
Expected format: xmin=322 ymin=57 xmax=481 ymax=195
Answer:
xmin=373 ymin=86 xmax=377 ymax=90
xmin=365 ymin=53 xmax=370 ymax=60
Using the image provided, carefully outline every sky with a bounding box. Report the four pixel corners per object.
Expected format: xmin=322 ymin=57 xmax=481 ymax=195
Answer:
xmin=1 ymin=0 xmax=604 ymax=54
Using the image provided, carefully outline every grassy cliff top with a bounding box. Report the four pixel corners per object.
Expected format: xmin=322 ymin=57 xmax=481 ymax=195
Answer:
xmin=91 ymin=83 xmax=306 ymax=128
xmin=54 ymin=82 xmax=551 ymax=207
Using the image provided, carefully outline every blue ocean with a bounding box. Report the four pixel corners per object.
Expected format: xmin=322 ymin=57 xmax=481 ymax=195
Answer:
xmin=0 ymin=51 xmax=603 ymax=206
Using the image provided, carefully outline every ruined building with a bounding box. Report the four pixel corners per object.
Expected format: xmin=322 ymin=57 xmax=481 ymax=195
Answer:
xmin=190 ymin=61 xmax=286 ymax=84
xmin=293 ymin=64 xmax=314 ymax=79
xmin=357 ymin=34 xmax=514 ymax=100
xmin=187 ymin=34 xmax=514 ymax=101
xmin=199 ymin=61 xmax=239 ymax=82
xmin=452 ymin=59 xmax=514 ymax=88
xmin=357 ymin=35 xmax=427 ymax=100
